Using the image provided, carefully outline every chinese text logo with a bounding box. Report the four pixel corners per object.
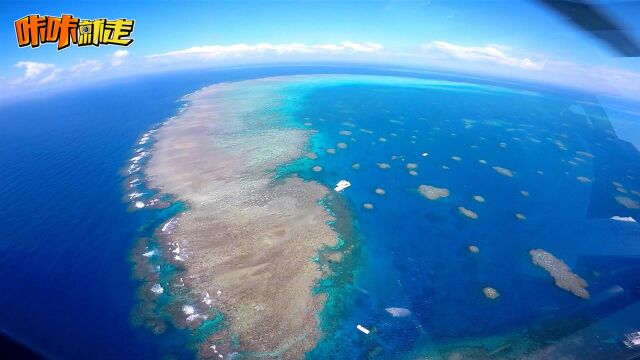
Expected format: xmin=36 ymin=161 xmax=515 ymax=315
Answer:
xmin=15 ymin=14 xmax=135 ymax=50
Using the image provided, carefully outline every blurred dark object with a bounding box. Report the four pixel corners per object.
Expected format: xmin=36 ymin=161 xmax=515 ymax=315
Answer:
xmin=0 ymin=329 xmax=43 ymax=359
xmin=538 ymin=0 xmax=640 ymax=57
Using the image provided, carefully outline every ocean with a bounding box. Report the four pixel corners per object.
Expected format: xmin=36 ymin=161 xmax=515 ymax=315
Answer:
xmin=1 ymin=66 xmax=639 ymax=359
xmin=280 ymin=77 xmax=640 ymax=358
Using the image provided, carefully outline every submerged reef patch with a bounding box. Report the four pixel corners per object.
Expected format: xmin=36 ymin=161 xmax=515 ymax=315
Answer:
xmin=385 ymin=307 xmax=412 ymax=317
xmin=492 ymin=166 xmax=514 ymax=177
xmin=458 ymin=206 xmax=478 ymax=219
xmin=483 ymin=287 xmax=500 ymax=299
xmin=615 ymin=196 xmax=640 ymax=209
xmin=529 ymin=249 xmax=590 ymax=299
xmin=418 ymin=185 xmax=450 ymax=200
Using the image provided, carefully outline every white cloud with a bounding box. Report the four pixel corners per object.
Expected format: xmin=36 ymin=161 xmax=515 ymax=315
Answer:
xmin=13 ymin=61 xmax=61 ymax=85
xmin=37 ymin=68 xmax=62 ymax=84
xmin=147 ymin=41 xmax=383 ymax=62
xmin=114 ymin=50 xmax=129 ymax=58
xmin=422 ymin=41 xmax=544 ymax=70
xmin=112 ymin=50 xmax=130 ymax=66
xmin=416 ymin=41 xmax=640 ymax=98
xmin=4 ymin=40 xmax=639 ymax=102
xmin=70 ymin=60 xmax=103 ymax=74
xmin=17 ymin=62 xmax=54 ymax=78
xmin=545 ymin=61 xmax=640 ymax=98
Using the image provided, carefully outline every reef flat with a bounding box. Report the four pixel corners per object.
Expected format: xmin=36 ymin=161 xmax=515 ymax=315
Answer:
xmin=145 ymin=78 xmax=338 ymax=358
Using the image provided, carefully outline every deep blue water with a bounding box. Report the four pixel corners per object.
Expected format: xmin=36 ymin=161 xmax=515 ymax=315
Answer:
xmin=0 ymin=73 xmax=200 ymax=359
xmin=1 ymin=66 xmax=640 ymax=359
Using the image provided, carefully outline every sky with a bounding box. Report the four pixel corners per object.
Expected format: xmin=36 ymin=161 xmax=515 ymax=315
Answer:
xmin=1 ymin=0 xmax=639 ymax=102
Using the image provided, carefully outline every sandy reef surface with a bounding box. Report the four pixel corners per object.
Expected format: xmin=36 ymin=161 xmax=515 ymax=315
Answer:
xmin=146 ymin=77 xmax=338 ymax=358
